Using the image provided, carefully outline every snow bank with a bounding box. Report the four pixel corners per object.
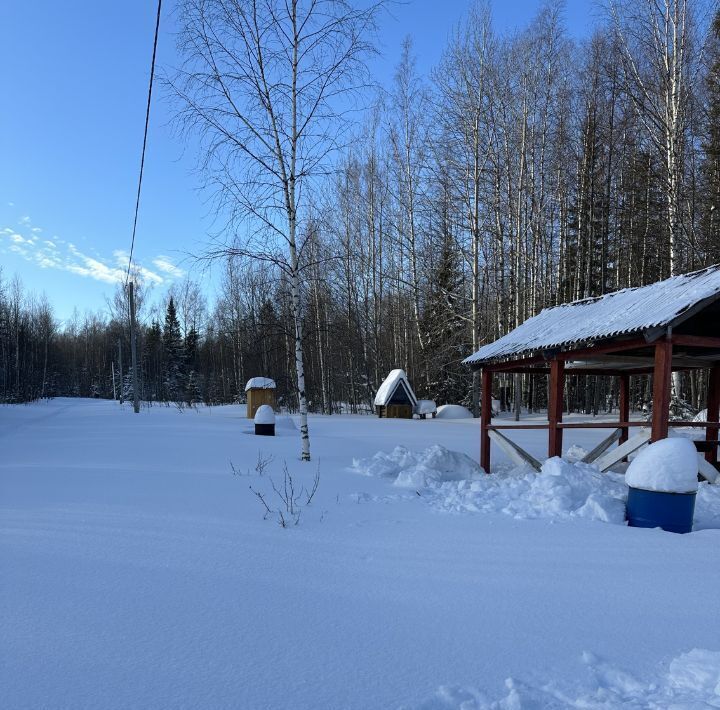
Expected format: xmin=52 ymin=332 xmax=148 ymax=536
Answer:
xmin=433 ymin=457 xmax=628 ymax=524
xmin=254 ymin=404 xmax=275 ymax=424
xmin=350 ymin=445 xmax=484 ymax=489
xmin=436 ymin=404 xmax=473 ymax=419
xmin=410 ymin=647 xmax=720 ymax=709
xmin=351 ymin=447 xmax=628 ymax=524
xmin=625 ymin=437 xmax=699 ymax=493
xmin=415 ymin=399 xmax=437 ymax=415
xmin=245 ymin=377 xmax=276 ymax=391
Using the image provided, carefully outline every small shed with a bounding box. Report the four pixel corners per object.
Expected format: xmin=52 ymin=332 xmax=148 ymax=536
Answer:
xmin=374 ymin=369 xmax=417 ymax=418
xmin=245 ymin=377 xmax=276 ymax=419
xmin=463 ymin=265 xmax=720 ymax=473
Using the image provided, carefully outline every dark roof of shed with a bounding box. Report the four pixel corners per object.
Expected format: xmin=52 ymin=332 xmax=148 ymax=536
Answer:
xmin=464 ymin=265 xmax=720 ymax=366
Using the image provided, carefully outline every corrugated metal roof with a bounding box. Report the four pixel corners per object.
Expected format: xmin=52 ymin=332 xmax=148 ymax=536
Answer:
xmin=464 ymin=265 xmax=720 ymax=366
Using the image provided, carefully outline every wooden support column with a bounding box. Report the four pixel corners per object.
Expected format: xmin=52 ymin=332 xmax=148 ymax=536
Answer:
xmin=480 ymin=369 xmax=492 ymax=473
xmin=548 ymin=359 xmax=565 ymax=458
xmin=651 ymin=338 xmax=673 ymax=441
xmin=619 ymin=373 xmax=630 ymax=446
xmin=706 ymin=364 xmax=720 ymax=465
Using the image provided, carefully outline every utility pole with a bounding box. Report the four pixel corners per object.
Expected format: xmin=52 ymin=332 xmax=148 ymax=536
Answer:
xmin=118 ymin=339 xmax=124 ymax=405
xmin=112 ymin=361 xmax=117 ymax=400
xmin=129 ymin=280 xmax=140 ymax=414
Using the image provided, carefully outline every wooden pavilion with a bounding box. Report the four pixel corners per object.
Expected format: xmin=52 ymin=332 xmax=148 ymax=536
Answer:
xmin=463 ymin=266 xmax=720 ymax=475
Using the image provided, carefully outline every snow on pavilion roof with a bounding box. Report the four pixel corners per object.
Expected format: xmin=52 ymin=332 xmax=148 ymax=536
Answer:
xmin=464 ymin=265 xmax=720 ymax=366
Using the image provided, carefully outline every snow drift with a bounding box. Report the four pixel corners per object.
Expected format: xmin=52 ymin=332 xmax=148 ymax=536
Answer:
xmin=436 ymin=404 xmax=473 ymax=419
xmin=351 ymin=445 xmax=720 ymax=527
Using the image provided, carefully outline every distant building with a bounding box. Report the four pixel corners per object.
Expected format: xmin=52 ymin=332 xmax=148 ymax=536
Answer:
xmin=245 ymin=377 xmax=276 ymax=419
xmin=374 ymin=369 xmax=417 ymax=419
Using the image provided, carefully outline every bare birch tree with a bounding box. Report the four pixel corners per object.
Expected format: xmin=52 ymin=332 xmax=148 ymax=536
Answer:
xmin=169 ymin=0 xmax=382 ymax=460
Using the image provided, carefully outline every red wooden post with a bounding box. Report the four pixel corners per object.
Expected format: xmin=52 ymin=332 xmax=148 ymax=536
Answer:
xmin=548 ymin=359 xmax=565 ymax=458
xmin=481 ymin=369 xmax=492 ymax=473
xmin=706 ymin=364 xmax=720 ymax=465
xmin=619 ymin=373 xmax=630 ymax=446
xmin=651 ymin=338 xmax=673 ymax=442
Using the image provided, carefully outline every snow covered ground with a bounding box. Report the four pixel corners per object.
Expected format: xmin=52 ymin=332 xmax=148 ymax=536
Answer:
xmin=1 ymin=398 xmax=719 ymax=709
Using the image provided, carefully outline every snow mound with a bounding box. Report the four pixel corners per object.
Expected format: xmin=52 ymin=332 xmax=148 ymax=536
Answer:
xmin=414 ymin=399 xmax=437 ymax=415
xmin=436 ymin=404 xmax=473 ymax=419
xmin=350 ymin=448 xmax=628 ymax=524
xmin=432 ymin=457 xmax=628 ymax=524
xmin=625 ymin=437 xmax=699 ymax=493
xmin=275 ymin=415 xmax=297 ymax=430
xmin=254 ymin=404 xmax=275 ymax=424
xmin=350 ymin=445 xmax=484 ymax=488
xmin=408 ymin=648 xmax=720 ymax=709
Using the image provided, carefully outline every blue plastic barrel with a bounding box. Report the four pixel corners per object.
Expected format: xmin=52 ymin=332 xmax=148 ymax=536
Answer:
xmin=626 ymin=487 xmax=696 ymax=534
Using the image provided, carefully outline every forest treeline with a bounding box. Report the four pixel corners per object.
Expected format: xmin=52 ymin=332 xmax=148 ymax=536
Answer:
xmin=2 ymin=1 xmax=719 ymax=414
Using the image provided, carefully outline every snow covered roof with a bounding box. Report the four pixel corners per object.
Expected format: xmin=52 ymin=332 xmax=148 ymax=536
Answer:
xmin=464 ymin=265 xmax=720 ymax=366
xmin=245 ymin=377 xmax=276 ymax=392
xmin=373 ymin=369 xmax=417 ymax=407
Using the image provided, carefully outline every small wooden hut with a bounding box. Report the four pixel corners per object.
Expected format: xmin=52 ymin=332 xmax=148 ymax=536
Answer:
xmin=245 ymin=377 xmax=276 ymax=419
xmin=463 ymin=266 xmax=720 ymax=475
xmin=374 ymin=369 xmax=417 ymax=419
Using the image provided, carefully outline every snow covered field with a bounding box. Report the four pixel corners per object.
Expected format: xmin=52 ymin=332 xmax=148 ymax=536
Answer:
xmin=2 ymin=398 xmax=719 ymax=709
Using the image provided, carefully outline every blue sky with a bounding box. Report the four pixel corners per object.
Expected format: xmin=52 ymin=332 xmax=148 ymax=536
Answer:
xmin=0 ymin=1 xmax=597 ymax=323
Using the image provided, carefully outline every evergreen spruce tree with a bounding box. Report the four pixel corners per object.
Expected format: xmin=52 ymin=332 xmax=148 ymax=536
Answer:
xmin=163 ymin=297 xmax=185 ymax=403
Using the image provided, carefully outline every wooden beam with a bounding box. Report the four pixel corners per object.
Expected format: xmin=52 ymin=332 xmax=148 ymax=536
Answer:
xmin=556 ymin=337 xmax=649 ymax=361
xmin=548 ymin=359 xmax=565 ymax=458
xmin=651 ymin=338 xmax=672 ymax=441
xmin=480 ymin=369 xmax=492 ymax=473
xmin=558 ymin=421 xmax=646 ymax=429
xmin=595 ymin=430 xmax=651 ymax=472
xmin=487 ymin=430 xmax=542 ymax=471
xmin=581 ymin=428 xmax=622 ymax=464
xmin=486 ymin=424 xmax=549 ymax=430
xmin=619 ymin=374 xmax=630 ymax=447
xmin=706 ymin=364 xmax=720 ymax=465
xmin=672 ymin=335 xmax=720 ymax=349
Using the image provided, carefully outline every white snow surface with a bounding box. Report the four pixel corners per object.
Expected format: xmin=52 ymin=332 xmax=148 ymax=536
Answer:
xmin=374 ymin=368 xmax=417 ymax=407
xmin=625 ymin=437 xmax=699 ymax=493
xmin=436 ymin=403 xmax=474 ymax=419
xmin=415 ymin=399 xmax=437 ymax=415
xmin=244 ymin=376 xmax=276 ymax=391
xmin=2 ymin=400 xmax=720 ymax=710
xmin=254 ymin=403 xmax=276 ymax=424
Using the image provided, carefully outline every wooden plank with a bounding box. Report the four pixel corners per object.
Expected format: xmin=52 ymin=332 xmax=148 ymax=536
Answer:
xmin=581 ymin=428 xmax=622 ymax=464
xmin=595 ymin=430 xmax=651 ymax=472
xmin=697 ymin=454 xmax=719 ymax=484
xmin=548 ymin=359 xmax=564 ymax=458
xmin=488 ymin=430 xmax=542 ymax=471
xmin=651 ymin=339 xmax=672 ymax=441
xmin=481 ymin=369 xmax=492 ymax=473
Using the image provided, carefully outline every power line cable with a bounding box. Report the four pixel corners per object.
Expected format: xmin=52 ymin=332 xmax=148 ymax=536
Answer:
xmin=126 ymin=0 xmax=163 ymax=285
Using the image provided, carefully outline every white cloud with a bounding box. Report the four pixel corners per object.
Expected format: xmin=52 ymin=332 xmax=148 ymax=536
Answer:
xmin=2 ymin=222 xmax=168 ymax=287
xmin=152 ymin=256 xmax=185 ymax=279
